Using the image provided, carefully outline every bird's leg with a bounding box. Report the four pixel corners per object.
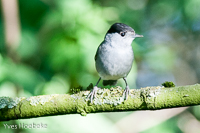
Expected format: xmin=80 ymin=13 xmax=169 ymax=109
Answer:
xmin=87 ymin=77 xmax=101 ymax=102
xmin=123 ymin=77 xmax=130 ymax=100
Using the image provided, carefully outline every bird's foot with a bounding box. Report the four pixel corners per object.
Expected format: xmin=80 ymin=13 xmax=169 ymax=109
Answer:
xmin=87 ymin=86 xmax=99 ymax=103
xmin=123 ymin=86 xmax=130 ymax=100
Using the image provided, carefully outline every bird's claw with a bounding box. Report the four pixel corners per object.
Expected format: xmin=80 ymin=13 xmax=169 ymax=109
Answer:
xmin=123 ymin=86 xmax=130 ymax=100
xmin=87 ymin=86 xmax=99 ymax=103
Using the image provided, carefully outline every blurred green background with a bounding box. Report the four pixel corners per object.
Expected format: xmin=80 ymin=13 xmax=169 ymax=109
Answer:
xmin=1 ymin=0 xmax=200 ymax=132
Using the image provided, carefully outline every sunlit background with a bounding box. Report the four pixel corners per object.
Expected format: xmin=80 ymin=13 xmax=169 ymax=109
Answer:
xmin=0 ymin=0 xmax=200 ymax=132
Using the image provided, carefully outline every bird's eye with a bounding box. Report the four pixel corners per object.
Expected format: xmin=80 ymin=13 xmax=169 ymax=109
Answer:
xmin=120 ymin=32 xmax=126 ymax=37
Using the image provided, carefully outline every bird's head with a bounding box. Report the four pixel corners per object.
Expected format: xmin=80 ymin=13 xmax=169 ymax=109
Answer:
xmin=105 ymin=23 xmax=143 ymax=46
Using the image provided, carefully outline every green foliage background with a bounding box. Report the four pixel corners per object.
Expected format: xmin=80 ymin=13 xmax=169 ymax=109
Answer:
xmin=0 ymin=0 xmax=200 ymax=132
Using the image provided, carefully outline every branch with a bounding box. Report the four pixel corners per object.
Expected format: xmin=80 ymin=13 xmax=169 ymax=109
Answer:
xmin=1 ymin=84 xmax=200 ymax=121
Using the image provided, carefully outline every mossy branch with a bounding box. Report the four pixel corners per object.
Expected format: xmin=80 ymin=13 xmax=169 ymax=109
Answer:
xmin=1 ymin=84 xmax=200 ymax=121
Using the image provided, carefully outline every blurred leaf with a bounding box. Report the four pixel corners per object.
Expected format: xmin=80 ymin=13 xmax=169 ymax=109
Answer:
xmin=17 ymin=30 xmax=38 ymax=59
xmin=185 ymin=0 xmax=200 ymax=21
xmin=144 ymin=45 xmax=175 ymax=72
xmin=41 ymin=75 xmax=69 ymax=94
xmin=0 ymin=54 xmax=44 ymax=95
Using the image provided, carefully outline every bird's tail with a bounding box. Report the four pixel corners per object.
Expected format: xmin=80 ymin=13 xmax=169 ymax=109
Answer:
xmin=103 ymin=80 xmax=117 ymax=86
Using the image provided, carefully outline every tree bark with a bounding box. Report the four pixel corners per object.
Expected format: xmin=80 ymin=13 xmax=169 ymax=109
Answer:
xmin=1 ymin=84 xmax=200 ymax=121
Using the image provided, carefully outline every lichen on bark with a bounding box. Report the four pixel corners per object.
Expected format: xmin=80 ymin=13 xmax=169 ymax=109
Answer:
xmin=1 ymin=84 xmax=200 ymax=121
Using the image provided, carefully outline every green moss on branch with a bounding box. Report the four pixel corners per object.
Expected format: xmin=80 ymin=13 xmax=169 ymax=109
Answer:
xmin=1 ymin=84 xmax=200 ymax=121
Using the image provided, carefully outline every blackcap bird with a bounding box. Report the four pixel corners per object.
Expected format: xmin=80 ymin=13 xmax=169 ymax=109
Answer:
xmin=88 ymin=23 xmax=143 ymax=102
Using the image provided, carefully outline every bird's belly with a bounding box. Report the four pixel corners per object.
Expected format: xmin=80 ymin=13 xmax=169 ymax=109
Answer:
xmin=96 ymin=47 xmax=134 ymax=80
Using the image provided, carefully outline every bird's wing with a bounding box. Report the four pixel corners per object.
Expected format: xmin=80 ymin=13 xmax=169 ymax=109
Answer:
xmin=95 ymin=45 xmax=101 ymax=61
xmin=95 ymin=51 xmax=97 ymax=61
xmin=95 ymin=41 xmax=104 ymax=61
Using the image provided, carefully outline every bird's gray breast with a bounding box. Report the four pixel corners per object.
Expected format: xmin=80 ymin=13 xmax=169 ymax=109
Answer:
xmin=95 ymin=42 xmax=134 ymax=80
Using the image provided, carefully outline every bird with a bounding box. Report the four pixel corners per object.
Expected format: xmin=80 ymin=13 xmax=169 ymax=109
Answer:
xmin=88 ymin=23 xmax=143 ymax=102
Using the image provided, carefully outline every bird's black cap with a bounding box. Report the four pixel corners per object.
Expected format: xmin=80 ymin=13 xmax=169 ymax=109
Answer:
xmin=107 ymin=23 xmax=135 ymax=34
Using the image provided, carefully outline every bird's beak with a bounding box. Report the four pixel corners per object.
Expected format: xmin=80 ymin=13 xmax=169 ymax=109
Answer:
xmin=134 ymin=34 xmax=143 ymax=38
